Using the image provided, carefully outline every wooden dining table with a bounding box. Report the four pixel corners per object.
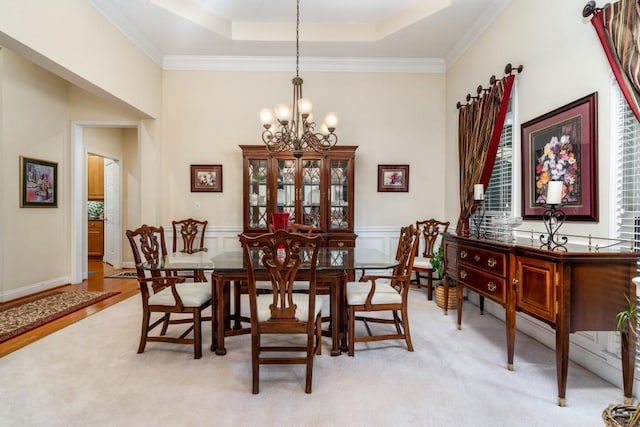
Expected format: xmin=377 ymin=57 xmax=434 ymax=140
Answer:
xmin=141 ymin=246 xmax=399 ymax=356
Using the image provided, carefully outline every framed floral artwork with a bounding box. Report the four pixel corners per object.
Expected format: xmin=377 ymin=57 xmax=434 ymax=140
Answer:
xmin=190 ymin=164 xmax=222 ymax=192
xmin=20 ymin=156 xmax=58 ymax=207
xmin=521 ymin=92 xmax=598 ymax=221
xmin=378 ymin=165 xmax=409 ymax=192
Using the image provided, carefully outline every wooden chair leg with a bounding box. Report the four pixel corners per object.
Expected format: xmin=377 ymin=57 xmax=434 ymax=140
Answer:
xmin=402 ymin=305 xmax=414 ymax=352
xmin=315 ymin=315 xmax=322 ymax=355
xmin=306 ymin=331 xmax=314 ymax=393
xmin=193 ymin=311 xmax=202 ymax=359
xmin=233 ymin=280 xmax=242 ymax=329
xmin=348 ymin=306 xmax=355 ymax=357
xmin=252 ymin=332 xmax=260 ymax=394
xmin=426 ymin=274 xmax=433 ymax=301
xmin=138 ymin=310 xmax=151 ymax=353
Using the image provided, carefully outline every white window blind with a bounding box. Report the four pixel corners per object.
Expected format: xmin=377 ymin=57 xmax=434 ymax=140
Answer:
xmin=471 ymin=98 xmax=514 ymax=239
xmin=614 ymin=86 xmax=640 ymax=255
xmin=611 ymin=83 xmax=640 ymax=359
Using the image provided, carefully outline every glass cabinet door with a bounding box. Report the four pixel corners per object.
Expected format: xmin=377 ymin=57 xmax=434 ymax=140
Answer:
xmin=276 ymin=159 xmax=297 ymax=222
xmin=301 ymin=159 xmax=322 ymax=228
xmin=247 ymin=159 xmax=268 ymax=229
xmin=329 ymin=159 xmax=350 ymax=230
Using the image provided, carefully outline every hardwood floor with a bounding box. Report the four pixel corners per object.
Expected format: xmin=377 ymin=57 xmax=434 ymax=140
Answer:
xmin=0 ymin=260 xmax=139 ymax=358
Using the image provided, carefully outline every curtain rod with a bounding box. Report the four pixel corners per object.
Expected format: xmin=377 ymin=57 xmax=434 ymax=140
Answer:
xmin=456 ymin=63 xmax=523 ymax=109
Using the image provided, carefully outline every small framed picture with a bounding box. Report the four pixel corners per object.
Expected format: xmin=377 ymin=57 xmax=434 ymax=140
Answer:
xmin=378 ymin=165 xmax=409 ymax=192
xmin=20 ymin=156 xmax=58 ymax=207
xmin=190 ymin=164 xmax=222 ymax=192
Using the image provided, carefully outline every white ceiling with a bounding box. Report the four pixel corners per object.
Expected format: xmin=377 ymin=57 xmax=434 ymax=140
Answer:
xmin=90 ymin=0 xmax=511 ymax=71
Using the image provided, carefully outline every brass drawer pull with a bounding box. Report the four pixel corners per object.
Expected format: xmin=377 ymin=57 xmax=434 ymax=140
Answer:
xmin=487 ymin=281 xmax=497 ymax=292
xmin=460 ymin=270 xmax=467 ymax=279
xmin=460 ymin=250 xmax=468 ymax=259
xmin=487 ymin=257 xmax=497 ymax=268
xmin=337 ymin=241 xmax=345 ymax=247
xmin=474 ymin=255 xmax=480 ymax=262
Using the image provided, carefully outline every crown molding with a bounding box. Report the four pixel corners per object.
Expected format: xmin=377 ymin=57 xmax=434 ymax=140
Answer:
xmin=162 ymin=55 xmax=445 ymax=73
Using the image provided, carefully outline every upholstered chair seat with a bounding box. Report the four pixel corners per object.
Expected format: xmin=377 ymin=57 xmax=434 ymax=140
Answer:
xmin=148 ymin=282 xmax=211 ymax=307
xmin=346 ymin=281 xmax=402 ymax=305
xmin=412 ymin=257 xmax=433 ymax=270
xmin=256 ymin=294 xmax=323 ymax=322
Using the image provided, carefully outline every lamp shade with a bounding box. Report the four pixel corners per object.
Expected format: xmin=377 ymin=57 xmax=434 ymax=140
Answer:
xmin=260 ymin=108 xmax=274 ymax=126
xmin=298 ymin=98 xmax=313 ymax=115
xmin=275 ymin=104 xmax=292 ymax=122
xmin=324 ymin=112 xmax=339 ymax=129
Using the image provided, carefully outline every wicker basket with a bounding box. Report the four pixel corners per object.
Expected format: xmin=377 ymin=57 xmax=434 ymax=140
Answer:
xmin=435 ymin=285 xmax=456 ymax=310
xmin=603 ymin=402 xmax=640 ymax=426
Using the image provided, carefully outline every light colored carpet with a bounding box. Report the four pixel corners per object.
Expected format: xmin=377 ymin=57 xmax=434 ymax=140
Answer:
xmin=0 ymin=289 xmax=624 ymax=426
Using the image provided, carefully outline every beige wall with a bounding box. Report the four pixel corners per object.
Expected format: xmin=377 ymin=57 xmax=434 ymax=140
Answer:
xmin=0 ymin=0 xmax=162 ymax=119
xmin=161 ymin=70 xmax=446 ymax=227
xmin=1 ymin=47 xmax=69 ymax=294
xmin=444 ymin=0 xmax=613 ymax=237
xmin=0 ymin=47 xmax=146 ymax=298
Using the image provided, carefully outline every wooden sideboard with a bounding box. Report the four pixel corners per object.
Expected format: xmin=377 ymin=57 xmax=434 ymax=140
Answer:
xmin=443 ymin=233 xmax=639 ymax=406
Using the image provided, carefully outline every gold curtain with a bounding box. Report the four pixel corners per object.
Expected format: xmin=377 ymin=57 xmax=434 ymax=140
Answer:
xmin=456 ymin=69 xmax=518 ymax=235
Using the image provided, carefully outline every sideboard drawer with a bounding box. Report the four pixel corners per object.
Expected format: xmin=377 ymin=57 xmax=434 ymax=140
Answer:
xmin=458 ymin=244 xmax=507 ymax=277
xmin=456 ymin=265 xmax=507 ymax=304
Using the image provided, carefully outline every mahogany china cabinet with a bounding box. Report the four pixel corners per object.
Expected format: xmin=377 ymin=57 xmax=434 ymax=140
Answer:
xmin=240 ymin=145 xmax=357 ymax=247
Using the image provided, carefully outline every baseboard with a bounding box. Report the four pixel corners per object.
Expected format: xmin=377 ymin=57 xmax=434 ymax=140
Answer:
xmin=0 ymin=276 xmax=71 ymax=303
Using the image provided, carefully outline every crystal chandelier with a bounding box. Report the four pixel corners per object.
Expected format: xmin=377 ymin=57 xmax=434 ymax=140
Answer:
xmin=259 ymin=0 xmax=338 ymax=159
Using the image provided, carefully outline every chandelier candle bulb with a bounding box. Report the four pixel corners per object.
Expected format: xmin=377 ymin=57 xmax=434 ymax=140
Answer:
xmin=275 ymin=104 xmax=292 ymax=123
xmin=298 ymin=98 xmax=313 ymax=115
xmin=324 ymin=112 xmax=339 ymax=130
xmin=474 ymin=183 xmax=484 ymax=201
xmin=260 ymin=108 xmax=274 ymax=127
xmin=547 ymin=181 xmax=563 ymax=205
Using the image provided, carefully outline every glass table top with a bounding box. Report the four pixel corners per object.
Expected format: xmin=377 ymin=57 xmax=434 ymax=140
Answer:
xmin=140 ymin=247 xmax=399 ymax=272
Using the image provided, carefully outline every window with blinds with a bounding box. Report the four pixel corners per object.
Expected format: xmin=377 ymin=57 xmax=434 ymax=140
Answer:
xmin=613 ymin=85 xmax=640 ymax=255
xmin=471 ymin=98 xmax=514 ymax=240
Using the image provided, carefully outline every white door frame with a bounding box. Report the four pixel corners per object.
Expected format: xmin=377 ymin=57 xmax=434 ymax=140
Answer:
xmin=71 ymin=121 xmax=139 ymax=284
xmin=103 ymin=158 xmax=121 ymax=267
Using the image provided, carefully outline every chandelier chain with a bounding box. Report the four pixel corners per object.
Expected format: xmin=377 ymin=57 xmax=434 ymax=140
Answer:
xmin=259 ymin=0 xmax=338 ymax=158
xmin=296 ymin=0 xmax=300 ymax=78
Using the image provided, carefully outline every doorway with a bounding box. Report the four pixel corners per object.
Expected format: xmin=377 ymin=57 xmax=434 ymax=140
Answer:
xmin=87 ymin=154 xmax=121 ymax=267
xmin=71 ymin=121 xmax=140 ymax=284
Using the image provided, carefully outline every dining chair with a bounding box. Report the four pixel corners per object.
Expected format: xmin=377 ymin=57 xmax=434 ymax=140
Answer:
xmin=346 ymin=224 xmax=420 ymax=356
xmin=233 ymin=222 xmax=318 ymax=328
xmin=126 ymin=224 xmax=212 ymax=359
xmin=240 ymin=230 xmax=324 ymax=394
xmin=411 ymin=219 xmax=450 ymax=300
xmin=172 ymin=218 xmax=208 ymax=282
xmin=267 ymin=222 xmax=314 ymax=235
